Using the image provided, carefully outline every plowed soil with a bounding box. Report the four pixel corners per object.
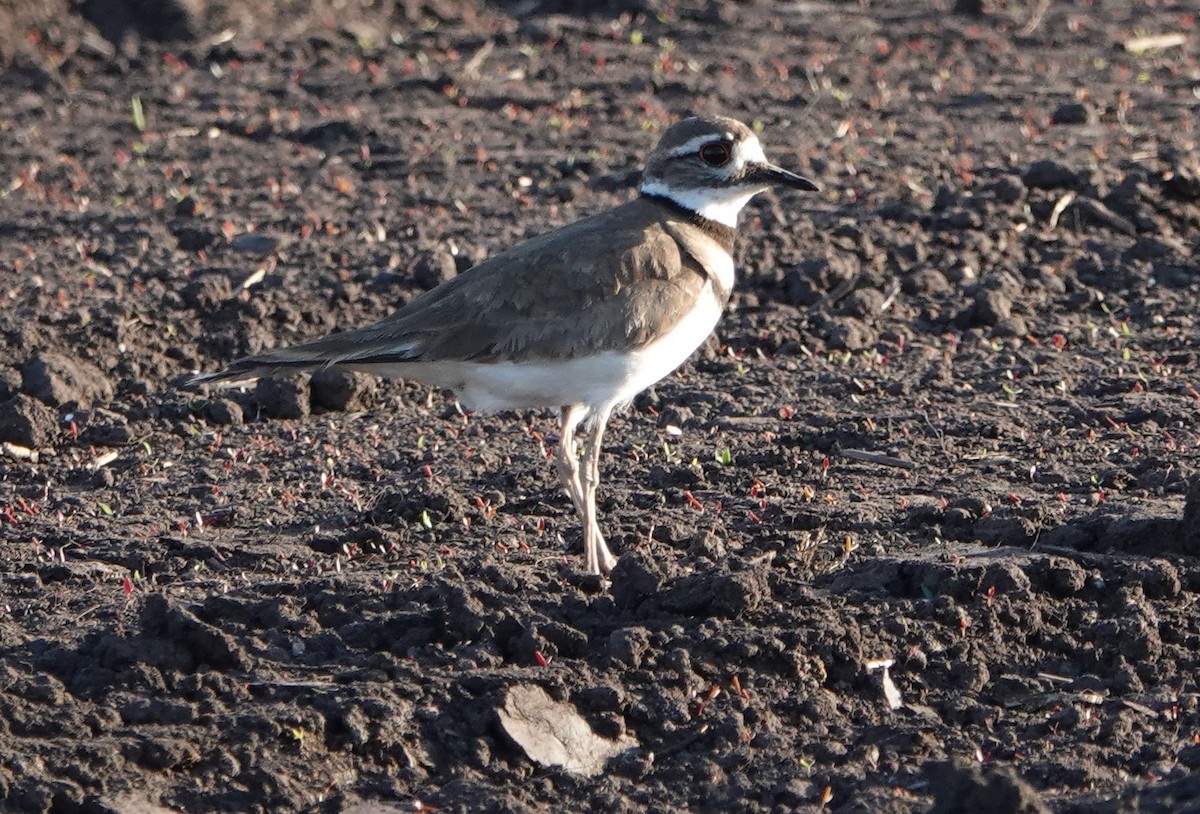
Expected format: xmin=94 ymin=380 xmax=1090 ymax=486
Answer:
xmin=2 ymin=1 xmax=1199 ymax=812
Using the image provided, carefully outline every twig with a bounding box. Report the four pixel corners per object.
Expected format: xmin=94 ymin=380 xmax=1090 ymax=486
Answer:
xmin=877 ymin=279 xmax=902 ymax=313
xmin=2 ymin=442 xmax=38 ymax=463
xmin=1018 ymin=0 xmax=1051 ymax=36
xmin=1075 ymin=196 xmax=1136 ymax=236
xmin=1121 ymin=699 xmax=1160 ymax=717
xmin=91 ymin=450 xmax=119 ymax=471
xmin=1124 ymin=33 xmax=1188 ymax=54
xmin=1038 ymin=672 xmax=1075 ymax=684
xmin=1048 ymin=191 xmax=1076 ymax=229
xmin=462 ymin=40 xmax=495 ymax=79
xmin=824 ymin=272 xmax=859 ymax=306
xmin=748 ymin=550 xmax=777 ymax=567
xmin=839 ymin=449 xmax=915 ymax=470
xmin=657 ymin=723 xmax=710 ymax=756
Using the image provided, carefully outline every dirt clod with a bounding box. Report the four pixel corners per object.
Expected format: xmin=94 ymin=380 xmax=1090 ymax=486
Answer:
xmin=1182 ymin=476 xmax=1200 ymax=556
xmin=1051 ymin=102 xmax=1097 ymax=126
xmin=1023 ymin=159 xmax=1081 ymax=190
xmin=311 ymin=368 xmax=376 ymax=412
xmin=410 ymin=247 xmax=458 ymax=290
xmin=253 ymin=376 xmax=309 ymax=420
xmin=204 ymin=397 xmax=243 ymax=426
xmin=0 ymin=394 xmax=58 ymax=447
xmin=21 ymin=351 xmax=112 ymax=408
xmin=928 ymin=761 xmax=1050 ymax=814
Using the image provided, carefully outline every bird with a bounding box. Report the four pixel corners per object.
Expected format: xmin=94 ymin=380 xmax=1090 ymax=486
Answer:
xmin=190 ymin=114 xmax=819 ymax=576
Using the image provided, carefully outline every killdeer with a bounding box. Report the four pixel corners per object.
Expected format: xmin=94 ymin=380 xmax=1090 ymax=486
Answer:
xmin=190 ymin=115 xmax=818 ymax=576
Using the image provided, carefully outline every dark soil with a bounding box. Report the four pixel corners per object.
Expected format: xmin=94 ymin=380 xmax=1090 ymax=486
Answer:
xmin=2 ymin=1 xmax=1200 ymax=812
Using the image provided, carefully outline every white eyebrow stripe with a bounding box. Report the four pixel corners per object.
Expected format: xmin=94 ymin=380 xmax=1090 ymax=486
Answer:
xmin=662 ymin=132 xmax=736 ymax=158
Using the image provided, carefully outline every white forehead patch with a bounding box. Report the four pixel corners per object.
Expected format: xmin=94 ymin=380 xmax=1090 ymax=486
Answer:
xmin=735 ymin=135 xmax=767 ymax=167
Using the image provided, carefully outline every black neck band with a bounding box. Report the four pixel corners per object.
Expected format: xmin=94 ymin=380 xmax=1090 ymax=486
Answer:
xmin=639 ymin=191 xmax=737 ymax=250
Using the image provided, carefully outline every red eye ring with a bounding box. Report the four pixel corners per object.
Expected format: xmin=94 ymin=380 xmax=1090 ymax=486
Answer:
xmin=698 ymin=141 xmax=732 ymax=167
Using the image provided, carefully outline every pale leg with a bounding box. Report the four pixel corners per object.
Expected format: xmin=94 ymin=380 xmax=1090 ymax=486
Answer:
xmin=556 ymin=404 xmax=586 ymax=517
xmin=581 ymin=405 xmax=617 ymax=575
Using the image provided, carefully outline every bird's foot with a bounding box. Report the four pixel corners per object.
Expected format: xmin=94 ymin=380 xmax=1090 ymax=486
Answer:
xmin=585 ymin=524 xmax=617 ymax=577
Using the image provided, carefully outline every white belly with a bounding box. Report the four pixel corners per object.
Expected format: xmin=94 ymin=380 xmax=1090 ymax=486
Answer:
xmin=391 ymin=283 xmax=723 ymax=414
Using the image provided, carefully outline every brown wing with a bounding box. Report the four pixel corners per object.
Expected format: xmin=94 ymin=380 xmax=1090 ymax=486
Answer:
xmin=295 ymin=198 xmax=709 ymax=364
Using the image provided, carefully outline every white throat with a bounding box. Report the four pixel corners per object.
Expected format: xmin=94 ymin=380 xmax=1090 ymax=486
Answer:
xmin=640 ymin=179 xmax=764 ymax=228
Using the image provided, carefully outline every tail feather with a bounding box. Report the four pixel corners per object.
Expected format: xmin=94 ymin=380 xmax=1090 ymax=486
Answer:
xmin=186 ymin=357 xmax=323 ymax=388
xmin=187 ymin=328 xmax=421 ymax=388
xmin=187 ymin=339 xmax=354 ymax=387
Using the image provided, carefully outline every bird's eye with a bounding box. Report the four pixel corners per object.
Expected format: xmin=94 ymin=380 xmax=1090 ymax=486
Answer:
xmin=698 ymin=141 xmax=732 ymax=167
